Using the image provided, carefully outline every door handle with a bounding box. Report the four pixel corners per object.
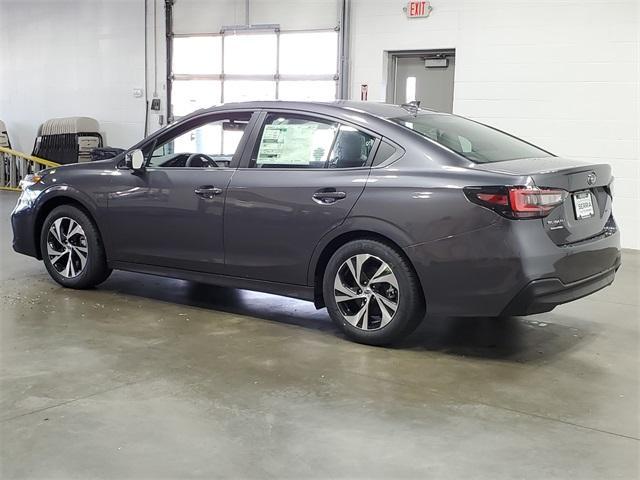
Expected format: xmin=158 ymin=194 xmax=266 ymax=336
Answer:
xmin=312 ymin=190 xmax=347 ymax=204
xmin=194 ymin=186 xmax=223 ymax=199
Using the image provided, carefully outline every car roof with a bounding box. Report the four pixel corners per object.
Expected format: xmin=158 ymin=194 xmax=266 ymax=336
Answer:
xmin=189 ymin=100 xmax=437 ymax=120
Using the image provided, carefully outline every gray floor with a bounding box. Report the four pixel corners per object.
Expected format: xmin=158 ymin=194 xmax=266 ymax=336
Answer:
xmin=0 ymin=190 xmax=638 ymax=479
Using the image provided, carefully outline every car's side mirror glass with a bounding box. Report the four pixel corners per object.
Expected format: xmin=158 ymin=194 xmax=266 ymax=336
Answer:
xmin=125 ymin=149 xmax=145 ymax=171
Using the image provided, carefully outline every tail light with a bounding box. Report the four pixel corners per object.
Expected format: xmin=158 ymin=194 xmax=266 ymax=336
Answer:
xmin=604 ymin=178 xmax=614 ymax=198
xmin=464 ymin=186 xmax=567 ymax=219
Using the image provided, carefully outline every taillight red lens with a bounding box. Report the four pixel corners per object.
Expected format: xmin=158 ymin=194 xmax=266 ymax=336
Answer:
xmin=508 ymin=187 xmax=566 ymax=218
xmin=464 ymin=186 xmax=567 ymax=219
xmin=476 ymin=193 xmax=508 ymax=205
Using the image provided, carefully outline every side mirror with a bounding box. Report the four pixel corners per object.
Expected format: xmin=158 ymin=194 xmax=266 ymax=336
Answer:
xmin=125 ymin=149 xmax=145 ymax=171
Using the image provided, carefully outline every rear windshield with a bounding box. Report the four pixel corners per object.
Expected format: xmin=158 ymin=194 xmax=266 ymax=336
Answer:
xmin=392 ymin=113 xmax=552 ymax=163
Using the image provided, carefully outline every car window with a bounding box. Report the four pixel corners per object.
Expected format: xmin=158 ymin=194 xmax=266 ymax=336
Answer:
xmin=372 ymin=140 xmax=398 ymax=166
xmin=251 ymin=114 xmax=375 ymax=169
xmin=392 ymin=113 xmax=552 ymax=163
xmin=148 ymin=113 xmax=251 ymax=168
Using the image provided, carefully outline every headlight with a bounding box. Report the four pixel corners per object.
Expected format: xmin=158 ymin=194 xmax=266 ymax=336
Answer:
xmin=13 ymin=182 xmax=43 ymax=213
xmin=18 ymin=174 xmax=43 ymax=190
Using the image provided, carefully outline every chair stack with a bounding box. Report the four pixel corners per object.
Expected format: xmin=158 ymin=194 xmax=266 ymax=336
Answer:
xmin=0 ymin=120 xmax=10 ymax=149
xmin=32 ymin=117 xmax=103 ymax=164
xmin=1 ymin=119 xmax=16 ymax=188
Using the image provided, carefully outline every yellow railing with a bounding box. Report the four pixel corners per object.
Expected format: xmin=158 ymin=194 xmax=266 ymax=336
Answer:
xmin=0 ymin=146 xmax=60 ymax=191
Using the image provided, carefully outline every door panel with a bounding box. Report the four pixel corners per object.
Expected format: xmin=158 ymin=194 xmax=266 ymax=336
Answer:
xmin=107 ymin=168 xmax=235 ymax=273
xmin=105 ymin=111 xmax=257 ymax=272
xmin=224 ymin=169 xmax=369 ymax=284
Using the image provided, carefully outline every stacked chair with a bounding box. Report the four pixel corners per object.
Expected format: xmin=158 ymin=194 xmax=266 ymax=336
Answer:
xmin=32 ymin=117 xmax=103 ymax=164
xmin=1 ymin=120 xmax=18 ymax=189
xmin=0 ymin=120 xmax=11 ymax=149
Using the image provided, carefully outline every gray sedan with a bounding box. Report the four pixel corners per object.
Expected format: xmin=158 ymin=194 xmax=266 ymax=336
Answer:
xmin=11 ymin=101 xmax=621 ymax=345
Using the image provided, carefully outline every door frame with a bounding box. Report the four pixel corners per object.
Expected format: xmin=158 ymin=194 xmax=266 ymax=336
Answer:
xmin=385 ymin=48 xmax=456 ymax=104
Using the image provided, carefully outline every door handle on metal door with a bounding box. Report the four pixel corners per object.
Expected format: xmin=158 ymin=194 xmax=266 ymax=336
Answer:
xmin=312 ymin=190 xmax=347 ymax=204
xmin=194 ymin=186 xmax=223 ymax=199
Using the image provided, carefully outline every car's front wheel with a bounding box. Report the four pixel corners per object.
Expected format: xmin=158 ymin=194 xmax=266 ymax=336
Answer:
xmin=40 ymin=205 xmax=112 ymax=289
xmin=323 ymin=239 xmax=425 ymax=346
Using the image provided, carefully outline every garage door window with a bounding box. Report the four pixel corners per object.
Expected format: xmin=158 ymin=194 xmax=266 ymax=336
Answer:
xmin=171 ymin=29 xmax=339 ymax=119
xmin=252 ymin=114 xmax=374 ymax=169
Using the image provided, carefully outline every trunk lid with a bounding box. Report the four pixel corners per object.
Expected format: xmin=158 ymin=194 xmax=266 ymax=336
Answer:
xmin=473 ymin=157 xmax=614 ymax=245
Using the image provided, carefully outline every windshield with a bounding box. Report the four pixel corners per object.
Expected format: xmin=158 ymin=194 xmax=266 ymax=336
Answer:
xmin=392 ymin=113 xmax=552 ymax=163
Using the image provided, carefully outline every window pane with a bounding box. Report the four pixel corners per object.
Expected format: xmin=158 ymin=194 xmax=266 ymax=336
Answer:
xmin=255 ymin=115 xmax=338 ymax=168
xmin=280 ymin=32 xmax=338 ymax=75
xmin=328 ymin=126 xmax=375 ymax=168
xmin=405 ymin=77 xmax=416 ymax=103
xmin=392 ymin=113 xmax=552 ymax=163
xmin=224 ymin=33 xmax=277 ymax=75
xmin=278 ymin=81 xmax=337 ymax=101
xmin=172 ymin=37 xmax=222 ymax=74
xmin=223 ymin=130 xmax=243 ymax=155
xmin=171 ymin=80 xmax=221 ymax=116
xmin=173 ymin=124 xmax=222 ymax=158
xmin=224 ymin=80 xmax=276 ymax=103
xmin=149 ymin=114 xmax=251 ymax=168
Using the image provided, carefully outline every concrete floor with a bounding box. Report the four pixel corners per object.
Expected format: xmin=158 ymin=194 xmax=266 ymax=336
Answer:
xmin=0 ymin=191 xmax=638 ymax=479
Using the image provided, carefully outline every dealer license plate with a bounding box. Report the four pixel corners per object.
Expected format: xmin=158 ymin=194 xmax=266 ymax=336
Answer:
xmin=573 ymin=191 xmax=595 ymax=220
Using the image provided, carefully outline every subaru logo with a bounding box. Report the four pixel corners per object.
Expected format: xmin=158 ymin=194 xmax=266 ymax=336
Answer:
xmin=587 ymin=171 xmax=597 ymax=186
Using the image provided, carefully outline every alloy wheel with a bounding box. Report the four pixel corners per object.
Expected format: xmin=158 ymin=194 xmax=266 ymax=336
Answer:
xmin=333 ymin=254 xmax=400 ymax=331
xmin=46 ymin=217 xmax=88 ymax=278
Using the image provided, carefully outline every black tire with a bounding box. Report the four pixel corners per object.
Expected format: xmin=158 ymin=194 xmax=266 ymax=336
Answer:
xmin=323 ymin=239 xmax=425 ymax=346
xmin=40 ymin=205 xmax=112 ymax=289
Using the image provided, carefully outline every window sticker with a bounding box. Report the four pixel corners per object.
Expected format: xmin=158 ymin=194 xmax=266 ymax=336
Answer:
xmin=257 ymin=123 xmax=335 ymax=166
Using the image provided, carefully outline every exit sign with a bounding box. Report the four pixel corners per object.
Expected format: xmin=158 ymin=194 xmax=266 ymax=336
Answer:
xmin=405 ymin=1 xmax=433 ymax=18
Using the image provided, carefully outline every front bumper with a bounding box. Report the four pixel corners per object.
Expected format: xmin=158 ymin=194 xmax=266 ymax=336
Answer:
xmin=501 ymin=258 xmax=621 ymax=316
xmin=11 ymin=200 xmax=40 ymax=259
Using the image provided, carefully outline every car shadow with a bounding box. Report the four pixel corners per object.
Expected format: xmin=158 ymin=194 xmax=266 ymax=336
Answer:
xmin=101 ymin=271 xmax=587 ymax=363
xmin=398 ymin=314 xmax=587 ymax=363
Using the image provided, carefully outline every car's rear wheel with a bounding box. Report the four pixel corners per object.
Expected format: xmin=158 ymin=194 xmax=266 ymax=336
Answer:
xmin=323 ymin=239 xmax=425 ymax=346
xmin=40 ymin=205 xmax=111 ymax=289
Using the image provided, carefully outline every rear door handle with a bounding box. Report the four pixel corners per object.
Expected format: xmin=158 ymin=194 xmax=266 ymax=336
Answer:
xmin=194 ymin=185 xmax=223 ymax=199
xmin=312 ymin=190 xmax=347 ymax=204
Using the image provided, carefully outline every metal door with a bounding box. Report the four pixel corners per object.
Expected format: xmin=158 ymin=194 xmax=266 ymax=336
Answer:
xmin=388 ymin=51 xmax=455 ymax=113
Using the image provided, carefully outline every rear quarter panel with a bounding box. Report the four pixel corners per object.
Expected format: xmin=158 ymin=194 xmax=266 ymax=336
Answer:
xmin=350 ymin=147 xmax=506 ymax=248
xmin=333 ymin=141 xmax=535 ymax=316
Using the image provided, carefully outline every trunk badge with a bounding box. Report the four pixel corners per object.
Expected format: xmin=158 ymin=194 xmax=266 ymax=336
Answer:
xmin=587 ymin=171 xmax=597 ymax=186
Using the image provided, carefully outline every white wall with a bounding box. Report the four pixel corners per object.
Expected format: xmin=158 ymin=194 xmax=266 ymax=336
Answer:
xmin=0 ymin=0 xmax=147 ymax=151
xmin=350 ymin=0 xmax=640 ymax=249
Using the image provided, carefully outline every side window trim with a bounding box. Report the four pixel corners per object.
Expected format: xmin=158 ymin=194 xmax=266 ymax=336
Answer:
xmin=238 ymin=110 xmax=267 ymax=169
xmin=238 ymin=109 xmax=381 ymax=170
xmin=228 ymin=111 xmax=263 ymax=169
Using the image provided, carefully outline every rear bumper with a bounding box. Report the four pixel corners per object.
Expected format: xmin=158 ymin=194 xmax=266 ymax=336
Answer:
xmin=501 ymin=258 xmax=621 ymax=316
xmin=405 ymin=217 xmax=622 ymax=317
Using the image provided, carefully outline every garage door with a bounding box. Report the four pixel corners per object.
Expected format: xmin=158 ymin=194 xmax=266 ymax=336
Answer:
xmin=168 ymin=1 xmax=344 ymax=120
